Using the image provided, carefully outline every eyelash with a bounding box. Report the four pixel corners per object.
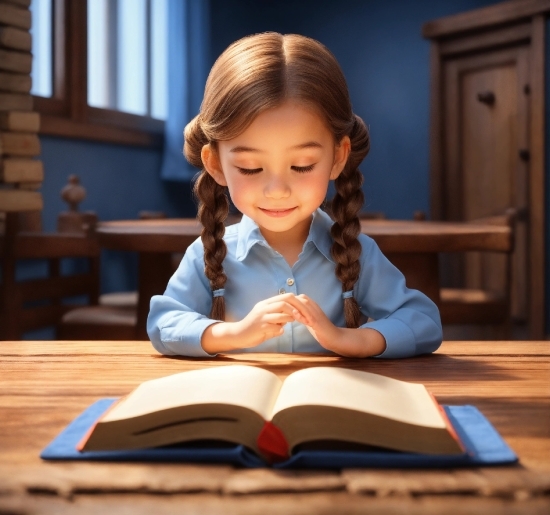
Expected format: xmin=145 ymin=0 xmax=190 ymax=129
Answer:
xmin=237 ymin=167 xmax=262 ymax=175
xmin=292 ymin=164 xmax=315 ymax=173
xmin=237 ymin=164 xmax=316 ymax=175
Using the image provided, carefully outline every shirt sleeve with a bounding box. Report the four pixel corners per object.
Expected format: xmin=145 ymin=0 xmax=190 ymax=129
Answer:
xmin=146 ymin=239 xmax=218 ymax=357
xmin=355 ymin=235 xmax=443 ymax=358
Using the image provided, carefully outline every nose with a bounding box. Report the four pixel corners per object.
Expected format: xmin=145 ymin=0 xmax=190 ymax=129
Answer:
xmin=264 ymin=173 xmax=291 ymax=199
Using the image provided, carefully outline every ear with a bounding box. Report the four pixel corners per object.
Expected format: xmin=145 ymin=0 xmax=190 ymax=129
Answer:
xmin=329 ymin=135 xmax=351 ymax=180
xmin=201 ymin=144 xmax=227 ymax=186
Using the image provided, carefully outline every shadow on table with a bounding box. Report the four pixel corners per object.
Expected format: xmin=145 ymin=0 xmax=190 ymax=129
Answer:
xmin=157 ymin=352 xmax=517 ymax=382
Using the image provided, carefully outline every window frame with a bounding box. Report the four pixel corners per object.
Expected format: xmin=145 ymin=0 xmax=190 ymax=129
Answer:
xmin=33 ymin=0 xmax=164 ymax=148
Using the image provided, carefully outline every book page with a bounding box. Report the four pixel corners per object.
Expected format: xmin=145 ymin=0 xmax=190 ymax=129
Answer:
xmin=271 ymin=367 xmax=446 ymax=428
xmin=103 ymin=365 xmax=282 ymax=423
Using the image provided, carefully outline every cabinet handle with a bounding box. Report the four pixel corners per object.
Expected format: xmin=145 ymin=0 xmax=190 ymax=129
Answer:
xmin=477 ymin=91 xmax=495 ymax=105
xmin=519 ymin=149 xmax=530 ymax=162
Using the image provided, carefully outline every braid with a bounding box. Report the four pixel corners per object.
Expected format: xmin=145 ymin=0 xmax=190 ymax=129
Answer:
xmin=187 ymin=115 xmax=229 ymax=320
xmin=330 ymin=114 xmax=370 ymax=328
xmin=194 ymin=173 xmax=229 ymax=320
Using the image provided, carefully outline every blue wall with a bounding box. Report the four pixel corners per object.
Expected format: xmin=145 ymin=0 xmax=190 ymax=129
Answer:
xmin=210 ymin=0 xmax=501 ymax=218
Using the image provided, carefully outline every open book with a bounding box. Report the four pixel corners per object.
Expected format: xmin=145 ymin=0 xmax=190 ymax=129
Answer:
xmin=78 ymin=365 xmax=463 ymax=461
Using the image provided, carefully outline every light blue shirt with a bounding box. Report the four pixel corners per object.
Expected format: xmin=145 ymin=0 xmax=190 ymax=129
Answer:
xmin=147 ymin=209 xmax=442 ymax=358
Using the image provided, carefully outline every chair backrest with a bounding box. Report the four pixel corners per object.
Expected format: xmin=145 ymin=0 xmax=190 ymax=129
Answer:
xmin=438 ymin=208 xmax=516 ymax=331
xmin=0 ymin=175 xmax=102 ymax=340
xmin=461 ymin=208 xmax=516 ymax=295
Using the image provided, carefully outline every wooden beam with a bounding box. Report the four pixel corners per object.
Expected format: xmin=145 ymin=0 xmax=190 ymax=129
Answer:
xmin=422 ymin=0 xmax=550 ymax=39
xmin=528 ymin=15 xmax=546 ymax=339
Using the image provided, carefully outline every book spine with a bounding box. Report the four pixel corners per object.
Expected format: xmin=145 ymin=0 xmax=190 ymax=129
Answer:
xmin=1 ymin=1 xmax=31 ymax=8
xmin=0 ymin=25 xmax=30 ymax=51
xmin=0 ymin=158 xmax=43 ymax=182
xmin=0 ymin=92 xmax=32 ymax=110
xmin=0 ymin=0 xmax=43 ymax=212
xmin=0 ymin=111 xmax=39 ymax=131
xmin=0 ymin=188 xmax=42 ymax=211
xmin=0 ymin=72 xmax=32 ymax=93
xmin=0 ymin=2 xmax=31 ymax=30
xmin=0 ymin=132 xmax=40 ymax=156
xmin=256 ymin=421 xmax=290 ymax=464
xmin=0 ymin=47 xmax=32 ymax=73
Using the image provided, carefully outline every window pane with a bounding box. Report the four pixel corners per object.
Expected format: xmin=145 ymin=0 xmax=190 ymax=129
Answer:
xmin=151 ymin=0 xmax=167 ymax=120
xmin=87 ymin=0 xmax=112 ymax=109
xmin=30 ymin=0 xmax=52 ymax=97
xmin=87 ymin=0 xmax=167 ymax=119
xmin=117 ymin=0 xmax=147 ymax=116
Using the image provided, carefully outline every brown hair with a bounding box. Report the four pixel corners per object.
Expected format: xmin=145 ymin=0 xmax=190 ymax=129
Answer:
xmin=184 ymin=32 xmax=369 ymax=327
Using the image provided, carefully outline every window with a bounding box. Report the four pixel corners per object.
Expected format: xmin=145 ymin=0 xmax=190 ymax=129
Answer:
xmin=30 ymin=0 xmax=167 ymax=147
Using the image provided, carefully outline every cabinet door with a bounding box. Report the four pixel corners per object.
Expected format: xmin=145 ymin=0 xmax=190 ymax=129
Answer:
xmin=442 ymin=46 xmax=529 ymax=320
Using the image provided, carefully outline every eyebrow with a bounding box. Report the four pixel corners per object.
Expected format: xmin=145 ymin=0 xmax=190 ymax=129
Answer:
xmin=229 ymin=141 xmax=323 ymax=153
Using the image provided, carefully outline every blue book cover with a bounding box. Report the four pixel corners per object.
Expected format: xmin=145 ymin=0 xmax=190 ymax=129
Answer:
xmin=40 ymin=399 xmax=517 ymax=469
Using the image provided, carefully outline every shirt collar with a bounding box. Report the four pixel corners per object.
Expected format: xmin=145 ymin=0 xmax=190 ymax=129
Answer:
xmin=235 ymin=208 xmax=335 ymax=263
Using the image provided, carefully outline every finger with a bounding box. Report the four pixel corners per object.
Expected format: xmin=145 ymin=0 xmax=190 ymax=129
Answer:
xmin=291 ymin=308 xmax=311 ymax=326
xmin=263 ymin=292 xmax=296 ymax=304
xmin=262 ymin=313 xmax=295 ymax=324
xmin=263 ymin=300 xmax=299 ymax=317
xmin=285 ymin=295 xmax=315 ymax=321
xmin=292 ymin=296 xmax=327 ymax=327
xmin=260 ymin=323 xmax=285 ymax=339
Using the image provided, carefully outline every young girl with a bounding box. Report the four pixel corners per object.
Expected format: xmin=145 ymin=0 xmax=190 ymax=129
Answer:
xmin=147 ymin=32 xmax=442 ymax=358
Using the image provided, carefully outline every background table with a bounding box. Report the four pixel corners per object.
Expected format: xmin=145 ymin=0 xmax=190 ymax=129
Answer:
xmin=0 ymin=340 xmax=548 ymax=514
xmin=96 ymin=218 xmax=510 ymax=340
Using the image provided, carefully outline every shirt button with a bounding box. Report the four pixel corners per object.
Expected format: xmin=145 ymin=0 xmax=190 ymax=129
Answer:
xmin=286 ymin=278 xmax=295 ymax=286
xmin=279 ymin=288 xmax=286 ymax=294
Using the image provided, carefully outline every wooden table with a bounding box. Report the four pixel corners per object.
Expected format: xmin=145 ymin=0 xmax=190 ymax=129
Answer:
xmin=1 ymin=340 xmax=548 ymax=514
xmin=95 ymin=218 xmax=511 ymax=340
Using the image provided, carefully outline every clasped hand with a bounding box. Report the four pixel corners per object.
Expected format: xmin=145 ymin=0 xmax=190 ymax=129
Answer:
xmin=201 ymin=292 xmax=386 ymax=357
xmin=203 ymin=293 xmax=340 ymax=353
xmin=238 ymin=292 xmax=339 ymax=349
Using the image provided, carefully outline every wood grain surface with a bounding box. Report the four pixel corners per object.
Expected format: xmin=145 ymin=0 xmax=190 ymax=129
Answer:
xmin=95 ymin=217 xmax=511 ymax=253
xmin=0 ymin=340 xmax=548 ymax=514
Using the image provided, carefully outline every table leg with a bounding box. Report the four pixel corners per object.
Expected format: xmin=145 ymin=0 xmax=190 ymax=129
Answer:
xmin=136 ymin=252 xmax=174 ymax=340
xmin=384 ymin=252 xmax=441 ymax=306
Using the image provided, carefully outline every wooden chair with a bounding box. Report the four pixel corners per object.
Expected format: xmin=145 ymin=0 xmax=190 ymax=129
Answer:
xmin=55 ymin=209 xmax=159 ymax=341
xmin=92 ymin=211 xmax=166 ymax=311
xmin=439 ymin=209 xmax=516 ymax=338
xmin=0 ymin=210 xmax=101 ymax=340
xmin=0 ymin=175 xmax=141 ymax=341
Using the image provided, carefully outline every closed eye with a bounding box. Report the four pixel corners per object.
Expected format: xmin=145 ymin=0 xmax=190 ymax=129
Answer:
xmin=237 ymin=167 xmax=263 ymax=175
xmin=292 ymin=164 xmax=315 ymax=173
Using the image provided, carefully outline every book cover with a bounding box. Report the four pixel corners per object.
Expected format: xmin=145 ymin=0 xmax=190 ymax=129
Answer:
xmin=40 ymin=398 xmax=518 ymax=469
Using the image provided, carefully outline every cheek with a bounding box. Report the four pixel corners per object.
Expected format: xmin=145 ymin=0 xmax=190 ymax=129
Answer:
xmin=298 ymin=173 xmax=331 ymax=201
xmin=225 ymin=176 xmax=254 ymax=207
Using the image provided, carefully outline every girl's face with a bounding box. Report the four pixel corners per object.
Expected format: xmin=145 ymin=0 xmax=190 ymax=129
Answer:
xmin=201 ymin=101 xmax=350 ymax=245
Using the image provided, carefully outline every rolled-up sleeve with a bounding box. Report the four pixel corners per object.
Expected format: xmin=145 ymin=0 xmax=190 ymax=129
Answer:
xmin=356 ymin=236 xmax=443 ymax=358
xmin=147 ymin=240 xmax=218 ymax=357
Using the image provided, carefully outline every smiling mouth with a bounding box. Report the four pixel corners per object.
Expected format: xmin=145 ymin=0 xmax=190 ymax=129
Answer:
xmin=259 ymin=207 xmax=297 ymax=217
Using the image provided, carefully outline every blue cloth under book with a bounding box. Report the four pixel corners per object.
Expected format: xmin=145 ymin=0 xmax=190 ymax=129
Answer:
xmin=40 ymin=399 xmax=517 ymax=469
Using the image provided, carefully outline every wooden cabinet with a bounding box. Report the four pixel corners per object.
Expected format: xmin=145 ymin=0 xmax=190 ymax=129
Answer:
xmin=423 ymin=0 xmax=548 ymax=338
